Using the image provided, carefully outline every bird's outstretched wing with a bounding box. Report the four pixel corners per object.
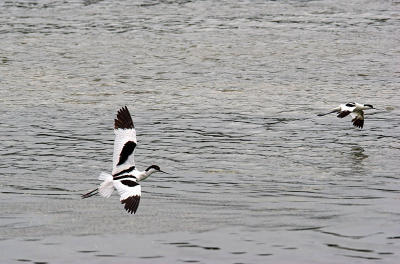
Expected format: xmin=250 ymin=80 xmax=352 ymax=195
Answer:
xmin=112 ymin=106 xmax=137 ymax=176
xmin=114 ymin=178 xmax=141 ymax=214
xmin=337 ymin=104 xmax=355 ymax=118
xmin=351 ymin=111 xmax=364 ymax=128
xmin=337 ymin=110 xmax=351 ymax=118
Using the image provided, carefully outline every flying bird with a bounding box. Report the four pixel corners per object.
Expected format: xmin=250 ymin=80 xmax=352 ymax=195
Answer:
xmin=317 ymin=102 xmax=374 ymax=128
xmin=82 ymin=106 xmax=167 ymax=214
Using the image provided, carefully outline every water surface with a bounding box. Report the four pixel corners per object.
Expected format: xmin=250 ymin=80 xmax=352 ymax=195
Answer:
xmin=1 ymin=0 xmax=400 ymax=263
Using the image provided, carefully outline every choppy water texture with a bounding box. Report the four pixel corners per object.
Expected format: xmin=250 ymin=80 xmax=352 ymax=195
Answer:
xmin=1 ymin=0 xmax=400 ymax=263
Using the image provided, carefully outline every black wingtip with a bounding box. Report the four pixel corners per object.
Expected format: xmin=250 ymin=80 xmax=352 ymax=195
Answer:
xmin=352 ymin=118 xmax=364 ymax=129
xmin=121 ymin=195 xmax=141 ymax=214
xmin=114 ymin=106 xmax=134 ymax=129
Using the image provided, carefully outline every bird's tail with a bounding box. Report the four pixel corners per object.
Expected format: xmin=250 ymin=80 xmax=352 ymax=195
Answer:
xmin=98 ymin=172 xmax=114 ymax=198
xmin=81 ymin=172 xmax=114 ymax=199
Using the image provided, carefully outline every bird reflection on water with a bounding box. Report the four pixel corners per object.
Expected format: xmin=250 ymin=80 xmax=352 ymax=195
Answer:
xmin=349 ymin=145 xmax=369 ymax=174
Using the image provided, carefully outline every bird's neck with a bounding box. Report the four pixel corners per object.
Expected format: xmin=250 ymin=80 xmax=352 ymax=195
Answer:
xmin=355 ymin=103 xmax=369 ymax=110
xmin=137 ymin=169 xmax=154 ymax=182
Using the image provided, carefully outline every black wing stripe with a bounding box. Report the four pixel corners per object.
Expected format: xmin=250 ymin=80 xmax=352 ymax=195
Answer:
xmin=121 ymin=195 xmax=141 ymax=214
xmin=337 ymin=111 xmax=351 ymax=118
xmin=113 ymin=166 xmax=136 ymax=177
xmin=114 ymin=175 xmax=137 ymax=181
xmin=120 ymin=180 xmax=139 ymax=187
xmin=117 ymin=141 xmax=136 ymax=165
xmin=114 ymin=106 xmax=134 ymax=129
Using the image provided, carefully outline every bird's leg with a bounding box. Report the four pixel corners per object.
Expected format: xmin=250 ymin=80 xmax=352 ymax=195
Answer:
xmin=317 ymin=107 xmax=340 ymax=116
xmin=81 ymin=188 xmax=99 ymax=199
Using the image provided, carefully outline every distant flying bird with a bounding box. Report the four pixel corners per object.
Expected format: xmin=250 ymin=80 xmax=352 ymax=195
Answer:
xmin=82 ymin=106 xmax=167 ymax=214
xmin=317 ymin=102 xmax=374 ymax=128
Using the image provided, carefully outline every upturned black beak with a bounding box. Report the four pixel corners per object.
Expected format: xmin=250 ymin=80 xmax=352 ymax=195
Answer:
xmin=159 ymin=170 xmax=169 ymax=174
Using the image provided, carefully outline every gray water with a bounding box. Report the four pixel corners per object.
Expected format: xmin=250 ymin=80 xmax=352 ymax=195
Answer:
xmin=1 ymin=0 xmax=400 ymax=263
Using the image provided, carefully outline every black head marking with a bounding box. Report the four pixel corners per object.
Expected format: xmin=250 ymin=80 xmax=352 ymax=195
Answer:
xmin=145 ymin=165 xmax=160 ymax=172
xmin=364 ymin=104 xmax=374 ymax=108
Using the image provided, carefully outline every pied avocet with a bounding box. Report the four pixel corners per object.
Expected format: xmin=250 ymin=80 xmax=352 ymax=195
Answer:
xmin=82 ymin=106 xmax=167 ymax=214
xmin=318 ymin=102 xmax=374 ymax=128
